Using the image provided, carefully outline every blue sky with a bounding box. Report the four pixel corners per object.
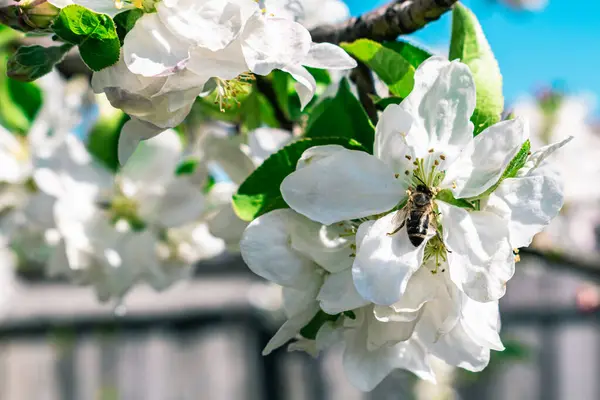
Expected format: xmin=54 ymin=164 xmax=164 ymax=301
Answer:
xmin=345 ymin=0 xmax=600 ymax=115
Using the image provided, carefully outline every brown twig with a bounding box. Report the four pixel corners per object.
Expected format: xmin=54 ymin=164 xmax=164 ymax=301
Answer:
xmin=350 ymin=61 xmax=379 ymax=125
xmin=310 ymin=0 xmax=457 ymax=44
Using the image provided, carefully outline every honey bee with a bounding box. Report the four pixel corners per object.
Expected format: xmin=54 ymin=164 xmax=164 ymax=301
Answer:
xmin=388 ymin=184 xmax=436 ymax=247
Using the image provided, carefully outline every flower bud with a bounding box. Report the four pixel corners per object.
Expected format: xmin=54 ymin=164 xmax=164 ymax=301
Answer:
xmin=0 ymin=0 xmax=59 ymax=33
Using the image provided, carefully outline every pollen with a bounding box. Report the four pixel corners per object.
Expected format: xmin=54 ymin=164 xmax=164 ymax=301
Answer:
xmin=514 ymin=254 xmax=521 ymax=263
xmin=452 ymin=181 xmax=457 ymax=189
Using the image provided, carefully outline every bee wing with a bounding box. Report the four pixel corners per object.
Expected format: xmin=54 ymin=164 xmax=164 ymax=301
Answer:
xmin=390 ymin=207 xmax=408 ymax=229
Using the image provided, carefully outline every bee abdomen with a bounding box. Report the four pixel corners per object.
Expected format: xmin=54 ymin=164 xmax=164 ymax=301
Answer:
xmin=407 ymin=210 xmax=429 ymax=247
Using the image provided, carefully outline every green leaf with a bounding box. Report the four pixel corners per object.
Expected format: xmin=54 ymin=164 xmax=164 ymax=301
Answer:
xmin=113 ymin=9 xmax=143 ymax=45
xmin=0 ymin=53 xmax=43 ymax=134
xmin=449 ymin=3 xmax=503 ymax=136
xmin=305 ymin=78 xmax=375 ymax=152
xmin=271 ymin=70 xmax=302 ymax=121
xmin=300 ymin=310 xmax=339 ymax=340
xmin=7 ymin=44 xmax=73 ymax=82
xmin=374 ymin=96 xmax=404 ymax=111
xmin=468 ymin=140 xmax=530 ymax=200
xmin=239 ymin=90 xmax=279 ymax=132
xmin=233 ymin=137 xmax=368 ymax=221
xmin=175 ymin=158 xmax=200 ymax=176
xmin=341 ymin=39 xmax=432 ymax=98
xmin=436 ymin=189 xmax=475 ymax=210
xmin=51 ymin=5 xmax=120 ymax=71
xmin=87 ymin=111 xmax=127 ymax=172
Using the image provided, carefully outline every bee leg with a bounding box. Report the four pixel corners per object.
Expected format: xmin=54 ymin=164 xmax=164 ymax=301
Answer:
xmin=387 ymin=220 xmax=405 ymax=236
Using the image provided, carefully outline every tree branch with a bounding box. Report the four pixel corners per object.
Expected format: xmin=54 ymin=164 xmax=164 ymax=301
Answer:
xmin=310 ymin=0 xmax=457 ymax=44
xmin=520 ymin=247 xmax=600 ymax=284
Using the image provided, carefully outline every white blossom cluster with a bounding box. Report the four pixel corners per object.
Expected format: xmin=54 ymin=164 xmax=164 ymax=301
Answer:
xmin=0 ymin=71 xmax=290 ymax=303
xmin=513 ymin=91 xmax=600 ymax=254
xmin=48 ymin=0 xmax=355 ymax=165
xmin=240 ymin=57 xmax=569 ymax=390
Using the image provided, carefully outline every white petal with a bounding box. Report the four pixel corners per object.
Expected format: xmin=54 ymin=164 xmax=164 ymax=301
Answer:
xmin=427 ymin=321 xmax=490 ymax=372
xmin=48 ymin=0 xmax=127 ymax=16
xmin=241 ymin=15 xmax=311 ymax=75
xmin=157 ymin=0 xmax=247 ymax=52
xmin=367 ymin=311 xmax=419 ymax=351
xmin=352 ymin=212 xmax=428 ymax=305
xmin=281 ymin=148 xmax=405 ymax=225
xmin=443 ymin=118 xmax=529 ymax=198
xmin=282 ymin=277 xmax=322 ymax=317
xmin=485 ymin=175 xmax=564 ymax=248
xmin=121 ymin=128 xmax=183 ymax=184
xmin=290 ymin=220 xmax=353 ymax=273
xmin=123 ymin=13 xmax=191 ymax=77
xmin=138 ymin=179 xmax=205 ymax=228
xmin=374 ymin=104 xmax=428 ymax=174
xmin=344 ymin=325 xmax=434 ymax=391
xmin=262 ymin=301 xmax=319 ymax=355
xmin=402 ymin=58 xmax=475 ymax=159
xmin=438 ymin=202 xmax=514 ymax=302
xmin=317 ymin=270 xmax=369 ymax=314
xmin=187 ymin=39 xmax=249 ymax=81
xmin=281 ymin=64 xmax=316 ymax=110
xmin=295 ymin=144 xmax=346 ymax=170
xmin=207 ymin=204 xmax=249 ymax=250
xmin=198 ymin=130 xmax=256 ymax=184
xmin=518 ymin=136 xmax=573 ymax=177
xmin=461 ymin=299 xmax=504 ymax=351
xmin=302 ymin=43 xmax=357 ymax=70
xmin=374 ymin=265 xmax=440 ymax=322
xmin=247 ymin=127 xmax=291 ymax=164
xmin=240 ymin=209 xmax=317 ymax=288
xmin=118 ymin=119 xmax=167 ymax=165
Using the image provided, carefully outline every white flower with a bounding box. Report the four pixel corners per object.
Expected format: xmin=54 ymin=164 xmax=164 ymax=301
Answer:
xmin=513 ymin=93 xmax=600 ymax=202
xmin=240 ymin=209 xmax=368 ymax=355
xmin=199 ymin=125 xmax=291 ymax=250
xmin=280 ymin=57 xmax=553 ymax=306
xmin=89 ymin=0 xmax=355 ymax=164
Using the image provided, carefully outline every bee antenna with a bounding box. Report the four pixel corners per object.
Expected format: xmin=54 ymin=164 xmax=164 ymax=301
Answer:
xmin=414 ymin=176 xmax=427 ymax=187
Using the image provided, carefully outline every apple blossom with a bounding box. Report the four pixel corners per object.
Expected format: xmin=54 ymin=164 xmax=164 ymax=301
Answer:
xmin=262 ymin=0 xmax=350 ymax=29
xmin=280 ymin=57 xmax=547 ymax=306
xmin=77 ymin=0 xmax=356 ymax=164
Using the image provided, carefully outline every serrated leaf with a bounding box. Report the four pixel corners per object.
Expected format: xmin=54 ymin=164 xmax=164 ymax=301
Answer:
xmin=341 ymin=39 xmax=432 ymax=98
xmin=305 ymin=78 xmax=375 ymax=152
xmin=113 ymin=9 xmax=143 ymax=45
xmin=449 ymin=3 xmax=503 ymax=136
xmin=300 ymin=310 xmax=339 ymax=340
xmin=436 ymin=189 xmax=475 ymax=210
xmin=233 ymin=137 xmax=368 ymax=221
xmin=51 ymin=5 xmax=120 ymax=71
xmin=7 ymin=44 xmax=72 ymax=82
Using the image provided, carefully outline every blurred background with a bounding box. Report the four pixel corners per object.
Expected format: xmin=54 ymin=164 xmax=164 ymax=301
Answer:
xmin=1 ymin=0 xmax=600 ymax=399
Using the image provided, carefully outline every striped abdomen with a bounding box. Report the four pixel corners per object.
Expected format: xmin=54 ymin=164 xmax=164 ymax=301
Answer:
xmin=406 ymin=209 xmax=430 ymax=246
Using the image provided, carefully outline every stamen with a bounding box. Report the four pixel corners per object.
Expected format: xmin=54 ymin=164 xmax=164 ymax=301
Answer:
xmin=428 ymin=148 xmax=435 ymax=153
xmin=440 ymin=154 xmax=446 ymax=161
xmin=434 ymin=160 xmax=440 ymax=166
xmin=405 ymin=155 xmax=412 ymax=160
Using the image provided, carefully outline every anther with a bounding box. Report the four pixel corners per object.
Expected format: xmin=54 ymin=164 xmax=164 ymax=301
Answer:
xmin=452 ymin=181 xmax=457 ymax=189
xmin=395 ymin=173 xmax=399 ymax=178
xmin=440 ymin=154 xmax=446 ymax=161
xmin=405 ymin=155 xmax=412 ymax=160
xmin=514 ymin=254 xmax=521 ymax=263
xmin=428 ymin=148 xmax=434 ymax=153
xmin=405 ymin=170 xmax=410 ymax=175
xmin=434 ymin=160 xmax=440 ymax=166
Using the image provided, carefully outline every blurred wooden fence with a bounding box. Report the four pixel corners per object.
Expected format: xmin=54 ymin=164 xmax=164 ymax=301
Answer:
xmin=0 ymin=254 xmax=598 ymax=400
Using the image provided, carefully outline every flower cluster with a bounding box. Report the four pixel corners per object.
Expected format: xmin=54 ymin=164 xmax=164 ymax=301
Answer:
xmin=240 ymin=57 xmax=568 ymax=390
xmin=47 ymin=0 xmax=356 ymax=165
xmin=0 ymin=70 xmax=294 ymax=303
